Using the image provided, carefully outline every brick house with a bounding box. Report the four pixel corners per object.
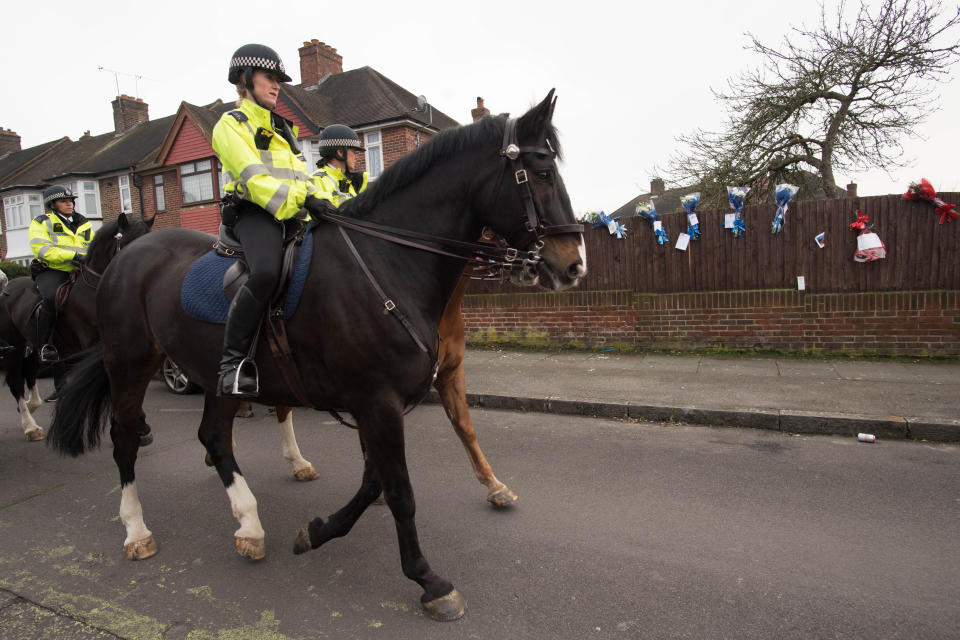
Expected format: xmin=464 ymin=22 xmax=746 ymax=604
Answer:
xmin=1 ymin=39 xmax=462 ymax=255
xmin=0 ymin=96 xmax=174 ymax=263
xmin=139 ymin=38 xmax=460 ymax=234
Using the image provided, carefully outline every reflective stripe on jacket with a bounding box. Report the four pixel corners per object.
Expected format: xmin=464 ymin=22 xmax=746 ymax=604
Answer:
xmin=312 ymin=165 xmax=368 ymax=207
xmin=28 ymin=212 xmax=92 ymax=272
xmin=212 ymin=99 xmax=318 ymax=221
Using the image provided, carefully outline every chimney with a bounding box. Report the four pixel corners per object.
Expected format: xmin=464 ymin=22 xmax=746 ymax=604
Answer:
xmin=299 ymin=39 xmax=343 ymax=87
xmin=0 ymin=128 xmax=21 ymax=155
xmin=112 ymin=95 xmax=149 ymax=134
xmin=846 ymin=182 xmax=858 ymax=198
xmin=650 ymin=178 xmax=665 ymax=196
xmin=471 ymin=97 xmax=490 ymax=122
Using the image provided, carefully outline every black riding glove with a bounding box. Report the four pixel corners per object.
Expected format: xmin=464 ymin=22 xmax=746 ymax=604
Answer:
xmin=70 ymin=254 xmax=85 ymax=268
xmin=304 ymin=195 xmax=338 ymax=219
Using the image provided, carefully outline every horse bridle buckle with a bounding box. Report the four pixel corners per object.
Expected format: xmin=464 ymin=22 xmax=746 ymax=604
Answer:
xmin=515 ymin=169 xmax=528 ymax=185
xmin=503 ymin=247 xmax=518 ymax=262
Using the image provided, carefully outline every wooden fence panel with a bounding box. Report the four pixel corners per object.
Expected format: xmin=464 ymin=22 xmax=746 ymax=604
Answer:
xmin=468 ymin=192 xmax=960 ymax=295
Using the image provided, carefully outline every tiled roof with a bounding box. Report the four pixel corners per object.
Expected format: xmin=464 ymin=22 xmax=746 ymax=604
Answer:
xmin=284 ymin=67 xmax=460 ymax=131
xmin=0 ymin=138 xmax=68 ymax=187
xmin=71 ymin=115 xmax=177 ymax=174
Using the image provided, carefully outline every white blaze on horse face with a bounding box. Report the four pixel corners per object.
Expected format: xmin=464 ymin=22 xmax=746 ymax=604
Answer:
xmin=576 ymin=234 xmax=587 ymax=276
xmin=119 ymin=483 xmax=152 ymax=546
xmin=226 ymin=473 xmax=265 ymax=541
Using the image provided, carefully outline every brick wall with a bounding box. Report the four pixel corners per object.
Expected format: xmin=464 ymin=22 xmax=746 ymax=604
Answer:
xmin=98 ymin=173 xmax=141 ymax=224
xmin=139 ymin=169 xmax=181 ymax=230
xmin=381 ymin=126 xmax=431 ymax=168
xmin=461 ymin=289 xmax=960 ymax=356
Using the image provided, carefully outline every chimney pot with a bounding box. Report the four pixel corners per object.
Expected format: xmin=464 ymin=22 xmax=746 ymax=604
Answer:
xmin=0 ymin=127 xmax=21 ymax=154
xmin=471 ymin=96 xmax=490 ymax=122
xmin=298 ymin=38 xmax=343 ymax=87
xmin=846 ymin=182 xmax=858 ymax=198
xmin=112 ymin=95 xmax=149 ymax=134
xmin=650 ymin=177 xmax=665 ymax=196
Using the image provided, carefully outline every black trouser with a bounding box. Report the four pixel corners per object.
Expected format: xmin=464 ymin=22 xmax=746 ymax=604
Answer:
xmin=231 ymin=207 xmax=284 ymax=303
xmin=33 ymin=269 xmax=69 ymax=344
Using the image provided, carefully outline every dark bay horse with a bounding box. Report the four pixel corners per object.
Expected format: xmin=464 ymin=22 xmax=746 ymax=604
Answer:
xmin=49 ymin=91 xmax=585 ymax=620
xmin=0 ymin=213 xmax=151 ymax=440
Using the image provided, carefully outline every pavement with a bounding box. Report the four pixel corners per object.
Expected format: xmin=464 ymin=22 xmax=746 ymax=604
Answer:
xmin=429 ymin=348 xmax=960 ymax=442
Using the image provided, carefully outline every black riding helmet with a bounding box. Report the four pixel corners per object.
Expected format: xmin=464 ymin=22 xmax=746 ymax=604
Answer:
xmin=42 ymin=185 xmax=77 ymax=210
xmin=317 ymin=124 xmax=363 ymax=165
xmin=228 ymin=43 xmax=292 ymax=90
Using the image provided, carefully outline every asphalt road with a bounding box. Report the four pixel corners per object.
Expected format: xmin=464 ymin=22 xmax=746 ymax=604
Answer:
xmin=1 ymin=380 xmax=958 ymax=639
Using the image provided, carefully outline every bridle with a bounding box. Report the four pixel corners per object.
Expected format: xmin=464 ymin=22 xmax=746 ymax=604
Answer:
xmin=76 ymin=230 xmax=125 ymax=289
xmin=312 ymin=116 xmax=583 ymax=272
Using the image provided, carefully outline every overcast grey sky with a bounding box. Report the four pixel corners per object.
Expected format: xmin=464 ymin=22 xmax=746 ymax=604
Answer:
xmin=4 ymin=0 xmax=958 ymax=214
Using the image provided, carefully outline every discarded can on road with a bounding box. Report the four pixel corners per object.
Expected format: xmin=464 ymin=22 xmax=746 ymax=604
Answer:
xmin=858 ymin=433 xmax=876 ymax=443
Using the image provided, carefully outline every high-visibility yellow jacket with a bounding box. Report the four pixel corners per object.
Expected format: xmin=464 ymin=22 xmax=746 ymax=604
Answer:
xmin=312 ymin=164 xmax=368 ymax=207
xmin=212 ymin=99 xmax=319 ymax=221
xmin=29 ymin=211 xmax=92 ymax=272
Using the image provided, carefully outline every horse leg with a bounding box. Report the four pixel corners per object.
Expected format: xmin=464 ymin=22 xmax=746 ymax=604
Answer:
xmin=296 ymin=405 xmax=465 ymax=621
xmin=25 ymin=355 xmax=43 ymax=412
xmin=111 ymin=414 xmax=157 ymax=560
xmin=6 ymin=352 xmax=43 ymax=441
xmin=274 ymin=407 xmax=318 ymax=481
xmin=197 ymin=393 xmax=265 ymax=560
xmin=435 ymin=363 xmax=516 ymax=507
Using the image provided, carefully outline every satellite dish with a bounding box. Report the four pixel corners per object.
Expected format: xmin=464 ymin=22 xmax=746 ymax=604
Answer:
xmin=416 ymin=95 xmax=428 ymax=110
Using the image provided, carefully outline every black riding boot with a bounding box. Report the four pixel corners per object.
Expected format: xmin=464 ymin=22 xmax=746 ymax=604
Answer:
xmin=36 ymin=301 xmax=59 ymax=363
xmin=217 ymin=285 xmax=265 ymax=397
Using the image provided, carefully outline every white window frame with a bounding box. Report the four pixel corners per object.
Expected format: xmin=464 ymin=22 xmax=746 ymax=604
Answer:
xmin=2 ymin=191 xmax=43 ymax=230
xmin=75 ymin=180 xmax=101 ymax=218
xmin=180 ymin=159 xmax=217 ymax=204
xmin=364 ymin=131 xmax=383 ymax=179
xmin=118 ymin=175 xmax=133 ymax=213
xmin=154 ymin=174 xmax=166 ymax=211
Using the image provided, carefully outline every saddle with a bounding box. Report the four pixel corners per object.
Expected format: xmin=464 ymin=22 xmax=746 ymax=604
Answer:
xmin=213 ymin=220 xmax=306 ymax=307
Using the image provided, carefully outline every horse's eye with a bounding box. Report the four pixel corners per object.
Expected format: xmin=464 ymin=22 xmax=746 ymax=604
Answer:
xmin=535 ymin=170 xmax=551 ymax=181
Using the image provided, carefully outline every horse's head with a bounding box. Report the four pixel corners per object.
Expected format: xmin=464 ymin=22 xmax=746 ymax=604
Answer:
xmin=483 ymin=90 xmax=586 ymax=291
xmin=85 ymin=212 xmax=154 ymax=273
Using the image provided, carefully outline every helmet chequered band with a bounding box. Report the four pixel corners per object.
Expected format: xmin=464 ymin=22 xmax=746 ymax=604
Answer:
xmin=230 ymin=56 xmax=286 ymax=75
xmin=44 ymin=191 xmax=75 ymax=204
xmin=318 ymin=139 xmax=363 ymax=148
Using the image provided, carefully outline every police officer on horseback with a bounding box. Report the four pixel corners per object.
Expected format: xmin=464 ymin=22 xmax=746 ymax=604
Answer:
xmin=28 ymin=185 xmax=91 ymax=362
xmin=312 ymin=124 xmax=368 ymax=205
xmin=213 ymin=43 xmax=335 ymax=397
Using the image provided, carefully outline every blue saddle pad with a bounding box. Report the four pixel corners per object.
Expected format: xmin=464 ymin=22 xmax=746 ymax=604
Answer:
xmin=181 ymin=227 xmax=314 ymax=324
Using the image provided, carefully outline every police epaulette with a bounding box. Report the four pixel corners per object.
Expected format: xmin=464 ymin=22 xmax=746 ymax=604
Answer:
xmin=227 ymin=110 xmax=248 ymax=123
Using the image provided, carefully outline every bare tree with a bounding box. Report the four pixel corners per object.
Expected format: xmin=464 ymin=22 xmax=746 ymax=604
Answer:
xmin=668 ymin=0 xmax=960 ymax=207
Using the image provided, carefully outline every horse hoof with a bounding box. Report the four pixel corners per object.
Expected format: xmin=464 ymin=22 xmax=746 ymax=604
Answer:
xmin=124 ymin=535 xmax=158 ymax=560
xmin=293 ymin=526 xmax=312 ymax=554
xmin=139 ymin=433 xmax=154 ymax=447
xmin=486 ymin=486 xmax=518 ymax=508
xmin=25 ymin=429 xmax=45 ymax=442
xmin=422 ymin=589 xmax=466 ymax=622
xmin=294 ymin=466 xmax=319 ymax=482
xmin=234 ymin=536 xmax=265 ymax=560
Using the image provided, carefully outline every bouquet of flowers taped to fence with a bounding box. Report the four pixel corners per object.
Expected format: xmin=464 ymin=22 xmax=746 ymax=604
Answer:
xmin=727 ymin=186 xmax=749 ymax=237
xmin=577 ymin=210 xmax=627 ymax=238
xmin=680 ymin=193 xmax=701 ymax=240
xmin=903 ymin=178 xmax=957 ymax=224
xmin=771 ymin=183 xmax=799 ymax=234
xmin=849 ymin=210 xmax=886 ymax=262
xmin=635 ymin=200 xmax=669 ymax=245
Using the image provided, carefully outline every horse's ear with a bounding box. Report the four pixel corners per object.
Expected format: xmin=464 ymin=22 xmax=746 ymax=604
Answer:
xmin=517 ymin=89 xmax=556 ymax=140
xmin=117 ymin=212 xmax=129 ymax=232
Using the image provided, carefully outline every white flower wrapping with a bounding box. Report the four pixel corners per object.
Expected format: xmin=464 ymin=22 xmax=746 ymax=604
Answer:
xmin=680 ymin=193 xmax=700 ymax=205
xmin=635 ymin=201 xmax=655 ymax=215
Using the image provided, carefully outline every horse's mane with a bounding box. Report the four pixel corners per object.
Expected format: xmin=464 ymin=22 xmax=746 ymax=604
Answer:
xmin=341 ymin=112 xmax=562 ymax=219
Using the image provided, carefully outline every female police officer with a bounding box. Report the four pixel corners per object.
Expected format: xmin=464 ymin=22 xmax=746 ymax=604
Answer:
xmin=28 ymin=185 xmax=92 ymax=362
xmin=312 ymin=124 xmax=368 ymax=205
xmin=212 ymin=44 xmax=333 ymax=396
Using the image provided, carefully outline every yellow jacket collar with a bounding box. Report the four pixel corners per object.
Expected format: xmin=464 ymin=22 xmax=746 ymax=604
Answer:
xmin=320 ymin=164 xmax=347 ymax=180
xmin=238 ymin=98 xmax=274 ymax=129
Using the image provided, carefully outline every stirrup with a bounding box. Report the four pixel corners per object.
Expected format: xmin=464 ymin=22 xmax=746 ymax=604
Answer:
xmin=39 ymin=344 xmax=59 ymax=362
xmin=219 ymin=357 xmax=259 ymax=397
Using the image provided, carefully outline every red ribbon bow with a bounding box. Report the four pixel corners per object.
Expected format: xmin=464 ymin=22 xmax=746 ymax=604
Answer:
xmin=849 ymin=210 xmax=869 ymax=231
xmin=904 ymin=178 xmax=958 ymax=224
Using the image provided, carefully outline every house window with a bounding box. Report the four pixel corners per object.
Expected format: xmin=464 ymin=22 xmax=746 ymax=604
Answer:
xmin=304 ymin=140 xmax=321 ymax=171
xmin=154 ymin=175 xmax=166 ymax=211
xmin=2 ymin=192 xmax=43 ymax=229
xmin=78 ymin=180 xmax=101 ymax=218
xmin=364 ymin=131 xmax=383 ymax=179
xmin=180 ymin=159 xmax=216 ymax=204
xmin=118 ymin=175 xmax=132 ymax=213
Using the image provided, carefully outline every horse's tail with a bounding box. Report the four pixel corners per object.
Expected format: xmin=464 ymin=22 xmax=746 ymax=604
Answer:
xmin=48 ymin=346 xmax=113 ymax=457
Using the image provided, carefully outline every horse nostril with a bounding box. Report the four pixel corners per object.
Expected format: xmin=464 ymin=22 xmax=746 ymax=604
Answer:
xmin=567 ymin=261 xmax=585 ymax=279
